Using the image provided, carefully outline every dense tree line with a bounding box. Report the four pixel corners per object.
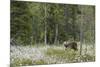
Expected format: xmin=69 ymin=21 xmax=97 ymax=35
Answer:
xmin=10 ymin=1 xmax=95 ymax=46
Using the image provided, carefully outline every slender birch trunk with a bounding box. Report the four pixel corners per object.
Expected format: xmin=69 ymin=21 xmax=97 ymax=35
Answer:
xmin=54 ymin=24 xmax=58 ymax=44
xmin=80 ymin=8 xmax=83 ymax=56
xmin=44 ymin=3 xmax=47 ymax=45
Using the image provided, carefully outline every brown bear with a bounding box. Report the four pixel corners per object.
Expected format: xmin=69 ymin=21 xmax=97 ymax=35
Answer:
xmin=63 ymin=41 xmax=78 ymax=51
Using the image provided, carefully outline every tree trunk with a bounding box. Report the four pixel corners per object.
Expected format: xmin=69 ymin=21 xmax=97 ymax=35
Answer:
xmin=54 ymin=24 xmax=58 ymax=44
xmin=30 ymin=36 xmax=33 ymax=45
xmin=31 ymin=17 xmax=34 ymax=46
xmin=84 ymin=40 xmax=87 ymax=55
xmin=44 ymin=3 xmax=47 ymax=45
xmin=80 ymin=14 xmax=83 ymax=56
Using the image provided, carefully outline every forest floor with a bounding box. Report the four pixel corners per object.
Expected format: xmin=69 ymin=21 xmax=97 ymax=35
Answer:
xmin=10 ymin=44 xmax=95 ymax=67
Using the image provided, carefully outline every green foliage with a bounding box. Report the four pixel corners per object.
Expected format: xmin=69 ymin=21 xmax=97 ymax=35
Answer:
xmin=11 ymin=1 xmax=33 ymax=45
xmin=10 ymin=1 xmax=95 ymax=66
xmin=11 ymin=1 xmax=95 ymax=46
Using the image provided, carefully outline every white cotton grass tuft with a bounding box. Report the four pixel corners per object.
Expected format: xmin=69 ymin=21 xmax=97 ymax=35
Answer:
xmin=10 ymin=44 xmax=95 ymax=66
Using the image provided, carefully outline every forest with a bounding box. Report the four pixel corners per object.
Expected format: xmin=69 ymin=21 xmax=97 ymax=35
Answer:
xmin=10 ymin=1 xmax=95 ymax=66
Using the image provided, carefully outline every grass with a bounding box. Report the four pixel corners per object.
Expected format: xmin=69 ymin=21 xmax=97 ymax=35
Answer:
xmin=10 ymin=58 xmax=33 ymax=67
xmin=45 ymin=47 xmax=95 ymax=63
xmin=10 ymin=44 xmax=95 ymax=66
xmin=46 ymin=48 xmax=78 ymax=62
xmin=33 ymin=59 xmax=47 ymax=65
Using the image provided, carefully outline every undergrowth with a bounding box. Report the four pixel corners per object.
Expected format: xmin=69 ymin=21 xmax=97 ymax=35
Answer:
xmin=10 ymin=45 xmax=95 ymax=66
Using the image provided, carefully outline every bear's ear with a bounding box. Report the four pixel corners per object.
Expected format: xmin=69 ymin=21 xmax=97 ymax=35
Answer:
xmin=66 ymin=41 xmax=70 ymax=44
xmin=63 ymin=41 xmax=67 ymax=44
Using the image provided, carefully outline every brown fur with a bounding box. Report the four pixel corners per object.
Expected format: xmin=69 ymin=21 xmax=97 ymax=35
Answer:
xmin=64 ymin=41 xmax=78 ymax=51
